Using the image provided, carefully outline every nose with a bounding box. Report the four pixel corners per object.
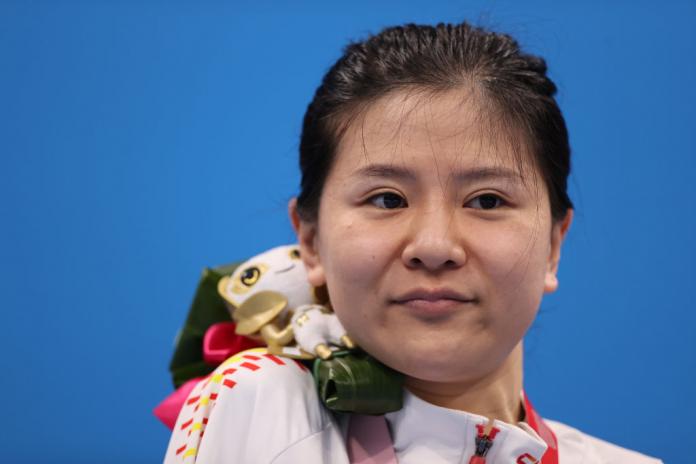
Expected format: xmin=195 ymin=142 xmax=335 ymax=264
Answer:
xmin=401 ymin=207 xmax=467 ymax=271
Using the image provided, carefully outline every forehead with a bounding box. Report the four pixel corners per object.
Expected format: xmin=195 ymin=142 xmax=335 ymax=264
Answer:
xmin=332 ymin=88 xmax=536 ymax=178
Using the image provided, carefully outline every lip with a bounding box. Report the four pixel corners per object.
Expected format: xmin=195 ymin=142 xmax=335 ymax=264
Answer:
xmin=391 ymin=288 xmax=476 ymax=317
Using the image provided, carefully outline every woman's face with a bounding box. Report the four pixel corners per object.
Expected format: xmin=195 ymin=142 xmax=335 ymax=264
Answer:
xmin=294 ymin=89 xmax=570 ymax=384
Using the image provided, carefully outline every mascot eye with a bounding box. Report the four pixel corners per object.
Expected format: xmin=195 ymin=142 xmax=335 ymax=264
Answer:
xmin=240 ymin=267 xmax=261 ymax=286
xmin=290 ymin=249 xmax=301 ymax=260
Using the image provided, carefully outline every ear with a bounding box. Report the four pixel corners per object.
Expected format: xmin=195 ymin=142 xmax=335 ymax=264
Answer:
xmin=217 ymin=276 xmax=235 ymax=305
xmin=288 ymin=198 xmax=326 ymax=288
xmin=544 ymin=209 xmax=573 ymax=294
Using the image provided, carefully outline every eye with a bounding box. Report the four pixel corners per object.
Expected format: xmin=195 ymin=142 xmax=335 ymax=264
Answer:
xmin=467 ymin=193 xmax=504 ymax=210
xmin=240 ymin=266 xmax=262 ymax=286
xmin=289 ymin=248 xmax=301 ymax=260
xmin=370 ymin=192 xmax=407 ymax=209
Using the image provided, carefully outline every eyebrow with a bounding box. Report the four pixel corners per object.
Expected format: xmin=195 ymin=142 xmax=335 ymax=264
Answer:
xmin=353 ymin=164 xmax=523 ymax=184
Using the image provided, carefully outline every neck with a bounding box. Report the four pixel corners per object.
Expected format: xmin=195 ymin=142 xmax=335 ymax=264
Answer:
xmin=404 ymin=342 xmax=524 ymax=425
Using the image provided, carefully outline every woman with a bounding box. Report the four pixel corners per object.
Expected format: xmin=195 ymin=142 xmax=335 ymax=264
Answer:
xmin=164 ymin=22 xmax=662 ymax=463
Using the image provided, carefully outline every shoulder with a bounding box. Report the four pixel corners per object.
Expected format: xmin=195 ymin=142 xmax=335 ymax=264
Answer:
xmin=164 ymin=348 xmax=346 ymax=464
xmin=544 ymin=418 xmax=663 ymax=464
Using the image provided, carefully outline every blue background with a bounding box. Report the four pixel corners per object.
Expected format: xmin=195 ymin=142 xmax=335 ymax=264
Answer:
xmin=1 ymin=1 xmax=694 ymax=462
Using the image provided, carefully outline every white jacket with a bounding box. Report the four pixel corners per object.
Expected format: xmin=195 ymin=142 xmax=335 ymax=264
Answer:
xmin=164 ymin=348 xmax=662 ymax=464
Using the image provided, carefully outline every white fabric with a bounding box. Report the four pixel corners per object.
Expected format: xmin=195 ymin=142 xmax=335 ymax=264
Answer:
xmin=163 ymin=348 xmax=347 ymax=464
xmin=163 ymin=348 xmax=662 ymax=464
xmin=383 ymin=390 xmax=548 ymax=463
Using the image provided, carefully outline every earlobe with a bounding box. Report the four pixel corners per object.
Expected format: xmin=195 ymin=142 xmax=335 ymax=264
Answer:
xmin=543 ymin=273 xmax=559 ymax=293
xmin=543 ymin=209 xmax=573 ymax=294
xmin=288 ymin=198 xmax=326 ymax=287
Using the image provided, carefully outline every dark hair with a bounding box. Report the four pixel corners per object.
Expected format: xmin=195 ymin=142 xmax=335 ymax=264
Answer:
xmin=296 ymin=22 xmax=573 ymax=222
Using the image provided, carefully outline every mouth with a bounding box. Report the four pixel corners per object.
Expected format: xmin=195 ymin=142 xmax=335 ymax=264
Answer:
xmin=391 ymin=288 xmax=477 ymax=317
xmin=274 ymin=264 xmax=296 ymax=274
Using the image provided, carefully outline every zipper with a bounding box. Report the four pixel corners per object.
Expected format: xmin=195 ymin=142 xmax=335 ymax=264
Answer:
xmin=468 ymin=423 xmax=500 ymax=464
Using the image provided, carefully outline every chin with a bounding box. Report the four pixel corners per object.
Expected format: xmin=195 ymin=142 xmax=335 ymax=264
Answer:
xmin=365 ymin=335 xmax=503 ymax=383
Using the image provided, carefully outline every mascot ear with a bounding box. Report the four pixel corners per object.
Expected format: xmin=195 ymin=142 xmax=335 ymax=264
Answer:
xmin=234 ymin=291 xmax=288 ymax=335
xmin=217 ymin=276 xmax=235 ymax=306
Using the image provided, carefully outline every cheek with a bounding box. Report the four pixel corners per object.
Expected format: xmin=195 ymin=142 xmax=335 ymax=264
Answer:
xmin=317 ymin=214 xmax=390 ymax=305
xmin=472 ymin=221 xmax=549 ymax=314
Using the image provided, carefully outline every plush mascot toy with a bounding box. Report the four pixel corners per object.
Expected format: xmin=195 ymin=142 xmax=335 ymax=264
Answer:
xmin=154 ymin=245 xmax=402 ymax=430
xmin=217 ymin=245 xmax=355 ymax=359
